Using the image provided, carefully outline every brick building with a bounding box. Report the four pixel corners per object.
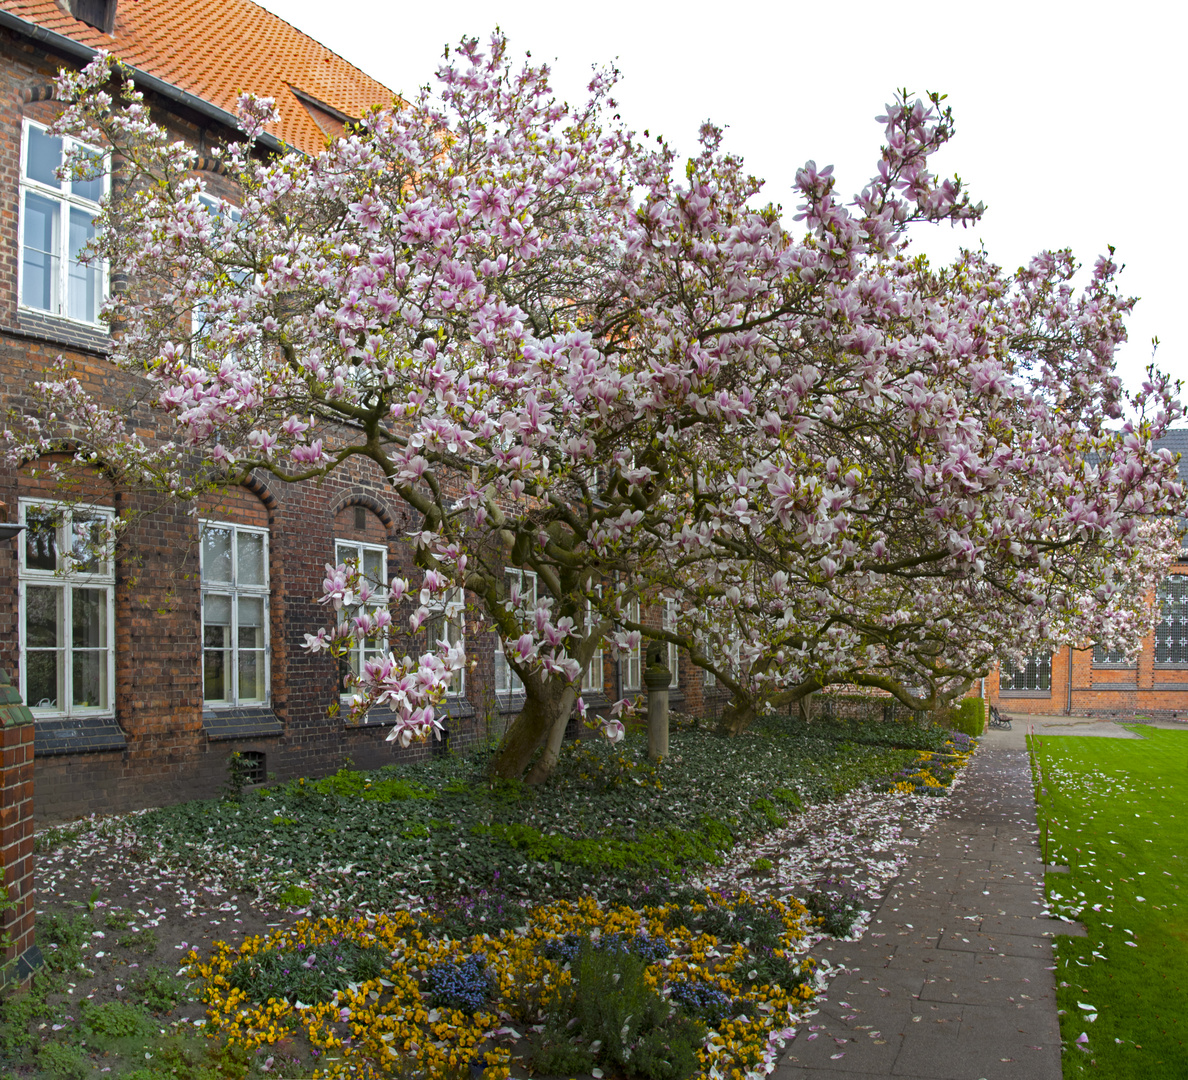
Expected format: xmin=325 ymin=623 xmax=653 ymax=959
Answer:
xmin=987 ymin=429 xmax=1188 ymax=720
xmin=0 ymin=0 xmax=719 ymax=822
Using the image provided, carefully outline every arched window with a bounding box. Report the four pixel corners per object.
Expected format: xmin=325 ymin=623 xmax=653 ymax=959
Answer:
xmin=1092 ymin=644 xmax=1129 ymax=665
xmin=1001 ymin=653 xmax=1051 ymax=691
xmin=1155 ymin=576 xmax=1188 ymax=665
xmin=201 ymin=521 xmax=269 ymax=705
xmin=18 ymin=500 xmax=115 ymax=716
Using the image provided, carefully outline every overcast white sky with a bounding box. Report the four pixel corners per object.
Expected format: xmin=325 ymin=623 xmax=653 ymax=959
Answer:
xmin=258 ymin=0 xmax=1184 ymax=404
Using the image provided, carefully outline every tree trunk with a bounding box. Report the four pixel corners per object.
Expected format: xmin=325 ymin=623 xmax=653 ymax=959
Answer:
xmin=524 ymin=686 xmax=578 ymax=785
xmin=488 ymin=678 xmax=572 ymax=780
xmin=716 ymin=698 xmax=755 ymax=736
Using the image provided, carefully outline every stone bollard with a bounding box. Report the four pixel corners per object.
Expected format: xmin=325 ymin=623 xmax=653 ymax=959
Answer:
xmin=0 ymin=669 xmax=39 ymax=985
xmin=643 ymin=640 xmax=671 ymax=763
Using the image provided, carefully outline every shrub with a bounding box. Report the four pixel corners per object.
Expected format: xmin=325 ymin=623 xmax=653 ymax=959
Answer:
xmin=951 ymin=697 xmax=985 ymax=737
xmin=530 ymin=942 xmax=704 ymax=1079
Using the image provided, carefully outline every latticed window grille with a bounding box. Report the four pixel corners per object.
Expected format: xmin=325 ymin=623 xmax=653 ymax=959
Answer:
xmin=1001 ymin=653 xmax=1051 ymax=691
xmin=1155 ymin=575 xmax=1188 ymax=664
xmin=1093 ymin=644 xmax=1130 ymax=665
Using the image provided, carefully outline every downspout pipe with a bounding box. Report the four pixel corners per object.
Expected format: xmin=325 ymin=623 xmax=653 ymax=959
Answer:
xmin=0 ymin=9 xmax=286 ymax=155
xmin=1066 ymin=647 xmax=1073 ymax=715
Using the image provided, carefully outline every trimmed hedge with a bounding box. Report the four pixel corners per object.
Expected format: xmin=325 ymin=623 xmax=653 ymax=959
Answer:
xmin=951 ymin=697 xmax=985 ymax=737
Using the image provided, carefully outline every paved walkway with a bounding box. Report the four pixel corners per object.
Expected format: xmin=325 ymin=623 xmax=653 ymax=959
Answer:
xmin=775 ymin=730 xmax=1084 ymax=1080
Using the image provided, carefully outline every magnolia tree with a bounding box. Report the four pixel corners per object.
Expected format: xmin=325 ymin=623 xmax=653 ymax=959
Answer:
xmin=9 ymin=36 xmax=1183 ymax=778
xmin=583 ymin=116 xmax=1185 ymax=727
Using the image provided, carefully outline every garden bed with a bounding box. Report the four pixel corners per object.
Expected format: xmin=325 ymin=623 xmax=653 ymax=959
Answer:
xmin=6 ymin=720 xmax=974 ymax=1078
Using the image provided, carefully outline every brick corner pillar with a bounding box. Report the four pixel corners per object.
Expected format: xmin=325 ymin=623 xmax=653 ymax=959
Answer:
xmin=0 ymin=668 xmax=39 ymax=985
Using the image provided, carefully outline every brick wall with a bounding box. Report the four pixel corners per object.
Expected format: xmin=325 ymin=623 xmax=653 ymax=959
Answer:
xmin=0 ymin=669 xmax=37 ymax=984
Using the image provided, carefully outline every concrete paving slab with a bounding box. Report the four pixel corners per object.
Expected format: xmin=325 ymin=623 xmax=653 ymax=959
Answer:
xmin=774 ymin=745 xmax=1075 ymax=1079
xmin=936 ymin=929 xmax=1055 ymax=959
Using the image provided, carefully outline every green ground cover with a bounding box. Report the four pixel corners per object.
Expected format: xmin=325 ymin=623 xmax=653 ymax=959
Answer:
xmin=126 ymin=720 xmax=948 ymax=909
xmin=4 ymin=719 xmax=971 ymax=1079
xmin=1031 ymin=726 xmax=1188 ymax=1077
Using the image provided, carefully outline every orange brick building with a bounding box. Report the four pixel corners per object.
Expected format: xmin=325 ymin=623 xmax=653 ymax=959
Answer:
xmin=987 ymin=429 xmax=1188 ymax=720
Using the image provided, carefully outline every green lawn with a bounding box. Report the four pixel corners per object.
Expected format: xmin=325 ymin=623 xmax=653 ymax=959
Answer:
xmin=1030 ymin=726 xmax=1188 ymax=1078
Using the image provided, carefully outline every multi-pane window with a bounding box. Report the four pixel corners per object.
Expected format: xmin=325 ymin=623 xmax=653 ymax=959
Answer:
xmin=426 ymin=587 xmax=465 ymax=696
xmin=334 ymin=539 xmax=387 ymax=696
xmin=581 ymin=594 xmax=605 ymax=695
xmin=494 ymin=569 xmax=537 ymax=696
xmin=621 ymin=598 xmax=642 ymax=692
xmin=18 ymin=501 xmax=115 ymax=716
xmin=1155 ymin=575 xmax=1188 ymax=665
xmin=201 ymin=523 xmax=269 ymax=705
xmin=19 ymin=120 xmax=107 ymax=325
xmin=663 ymin=599 xmax=679 ymax=687
xmin=192 ymin=194 xmax=245 ymax=343
xmin=1093 ymin=644 xmax=1130 ymax=665
xmin=702 ymin=639 xmax=716 ymax=690
xmin=1001 ymin=653 xmax=1052 ymax=691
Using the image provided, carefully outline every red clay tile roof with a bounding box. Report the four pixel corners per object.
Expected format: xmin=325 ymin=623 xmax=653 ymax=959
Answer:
xmin=0 ymin=0 xmax=395 ymax=154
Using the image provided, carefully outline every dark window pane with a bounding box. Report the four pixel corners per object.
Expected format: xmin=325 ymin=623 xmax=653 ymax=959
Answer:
xmin=26 ymin=649 xmax=60 ymax=709
xmin=72 ymin=649 xmax=107 ymax=709
xmin=70 ymin=513 xmax=108 ymax=573
xmin=26 ymin=586 xmax=60 ymax=647
xmin=72 ymin=587 xmax=106 ymax=648
xmin=24 ymin=507 xmax=59 ymax=571
xmin=202 ymin=528 xmax=232 ymax=583
xmin=203 ymin=649 xmax=227 ymax=702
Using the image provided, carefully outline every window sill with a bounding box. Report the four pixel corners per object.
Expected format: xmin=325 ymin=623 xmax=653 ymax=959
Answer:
xmin=15 ymin=308 xmax=111 ymax=354
xmin=34 ymin=715 xmax=126 ymax=756
xmin=998 ymin=689 xmax=1052 ymax=698
xmin=1091 ymin=664 xmax=1136 ymax=671
xmin=495 ymin=691 xmax=527 ymax=714
xmin=202 ymin=705 xmax=282 ymax=741
xmin=1088 ymin=682 xmax=1138 ymax=691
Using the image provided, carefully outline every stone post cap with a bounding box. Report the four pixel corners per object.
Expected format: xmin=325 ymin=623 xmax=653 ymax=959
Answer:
xmin=643 ymin=667 xmax=671 ymax=690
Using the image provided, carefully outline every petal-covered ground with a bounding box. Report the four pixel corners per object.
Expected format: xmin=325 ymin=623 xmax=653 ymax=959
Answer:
xmin=18 ymin=721 xmax=974 ymax=1078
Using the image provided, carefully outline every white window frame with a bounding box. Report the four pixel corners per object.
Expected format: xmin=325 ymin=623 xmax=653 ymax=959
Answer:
xmin=18 ymin=118 xmax=109 ymax=327
xmin=621 ymin=597 xmax=642 ymax=692
xmin=192 ymin=193 xmax=246 ymax=343
xmin=582 ymin=590 xmax=605 ymax=695
xmin=702 ymin=638 xmax=716 ymax=689
xmin=200 ymin=520 xmax=270 ymax=707
xmin=427 ymin=586 xmax=466 ymax=697
xmin=494 ymin=568 xmax=537 ymax=697
xmin=334 ymin=538 xmax=388 ymax=701
xmin=17 ymin=499 xmax=116 ymax=718
xmin=664 ymin=598 xmax=679 ymax=687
